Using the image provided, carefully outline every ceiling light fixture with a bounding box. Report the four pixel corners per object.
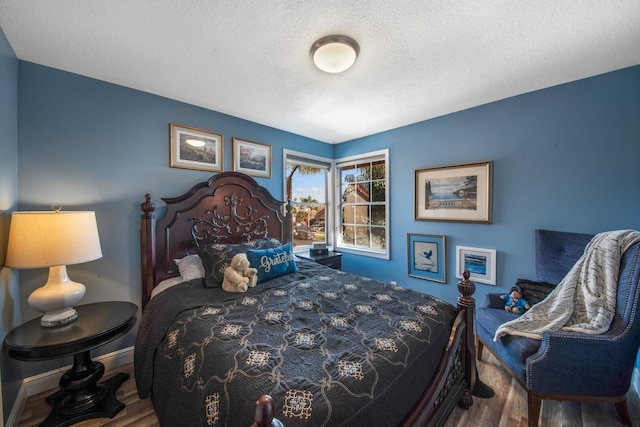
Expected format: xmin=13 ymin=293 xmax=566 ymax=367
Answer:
xmin=310 ymin=35 xmax=359 ymax=73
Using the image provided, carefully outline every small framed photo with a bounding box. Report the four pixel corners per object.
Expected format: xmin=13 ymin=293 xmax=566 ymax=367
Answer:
xmin=407 ymin=233 xmax=446 ymax=283
xmin=170 ymin=123 xmax=223 ymax=172
xmin=456 ymin=246 xmax=497 ymax=285
xmin=415 ymin=161 xmax=492 ymax=223
xmin=232 ymin=137 xmax=272 ymax=178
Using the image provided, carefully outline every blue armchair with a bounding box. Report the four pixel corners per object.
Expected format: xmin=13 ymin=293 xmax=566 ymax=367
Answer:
xmin=476 ymin=229 xmax=640 ymax=427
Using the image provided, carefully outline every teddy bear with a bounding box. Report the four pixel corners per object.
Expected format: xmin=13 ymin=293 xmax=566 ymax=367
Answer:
xmin=501 ymin=285 xmax=530 ymax=314
xmin=222 ymin=253 xmax=258 ymax=293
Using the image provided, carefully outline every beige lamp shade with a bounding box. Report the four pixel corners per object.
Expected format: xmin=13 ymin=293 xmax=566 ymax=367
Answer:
xmin=6 ymin=211 xmax=102 ymax=268
xmin=6 ymin=211 xmax=102 ymax=327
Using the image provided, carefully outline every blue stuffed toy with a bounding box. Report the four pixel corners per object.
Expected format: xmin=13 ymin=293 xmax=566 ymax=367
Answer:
xmin=501 ymin=285 xmax=530 ymax=315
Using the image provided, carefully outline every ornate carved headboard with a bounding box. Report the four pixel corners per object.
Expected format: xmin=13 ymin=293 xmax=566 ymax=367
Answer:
xmin=140 ymin=172 xmax=292 ymax=309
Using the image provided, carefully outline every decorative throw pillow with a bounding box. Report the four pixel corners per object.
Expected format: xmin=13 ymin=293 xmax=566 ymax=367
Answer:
xmin=197 ymin=238 xmax=283 ymax=288
xmin=174 ymin=254 xmax=205 ymax=281
xmin=256 ymin=237 xmax=283 ymax=249
xmin=514 ymin=278 xmax=556 ymax=305
xmin=246 ymin=242 xmax=298 ymax=284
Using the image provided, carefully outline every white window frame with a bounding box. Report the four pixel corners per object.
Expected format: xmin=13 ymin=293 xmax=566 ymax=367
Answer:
xmin=283 ymin=149 xmax=334 ymax=252
xmin=334 ymin=149 xmax=390 ymax=259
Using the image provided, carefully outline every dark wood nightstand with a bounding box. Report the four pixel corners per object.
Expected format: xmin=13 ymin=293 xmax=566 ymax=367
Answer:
xmin=4 ymin=301 xmax=138 ymax=427
xmin=297 ymin=250 xmax=342 ymax=270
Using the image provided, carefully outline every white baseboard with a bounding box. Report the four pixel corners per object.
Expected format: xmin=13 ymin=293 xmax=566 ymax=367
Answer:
xmin=4 ymin=383 xmax=27 ymax=427
xmin=5 ymin=346 xmax=134 ymax=427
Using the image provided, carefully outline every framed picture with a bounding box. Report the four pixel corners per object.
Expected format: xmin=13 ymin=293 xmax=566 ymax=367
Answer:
xmin=170 ymin=123 xmax=223 ymax=172
xmin=407 ymin=233 xmax=446 ymax=283
xmin=232 ymin=137 xmax=272 ymax=178
xmin=414 ymin=161 xmax=492 ymax=223
xmin=456 ymin=246 xmax=497 ymax=285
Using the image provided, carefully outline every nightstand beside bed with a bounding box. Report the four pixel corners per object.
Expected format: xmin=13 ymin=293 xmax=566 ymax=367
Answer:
xmin=4 ymin=301 xmax=138 ymax=427
xmin=296 ymin=250 xmax=342 ymax=270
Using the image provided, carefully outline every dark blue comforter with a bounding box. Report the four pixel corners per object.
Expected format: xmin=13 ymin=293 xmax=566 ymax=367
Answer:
xmin=134 ymin=261 xmax=457 ymax=426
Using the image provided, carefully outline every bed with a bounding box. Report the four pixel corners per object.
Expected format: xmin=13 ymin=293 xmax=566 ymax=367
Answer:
xmin=134 ymin=171 xmax=477 ymax=426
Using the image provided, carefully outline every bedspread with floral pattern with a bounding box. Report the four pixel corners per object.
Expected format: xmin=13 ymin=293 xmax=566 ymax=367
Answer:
xmin=134 ymin=261 xmax=457 ymax=426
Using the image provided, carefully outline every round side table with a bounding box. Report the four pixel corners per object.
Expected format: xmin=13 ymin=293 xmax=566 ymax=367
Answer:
xmin=4 ymin=301 xmax=138 ymax=427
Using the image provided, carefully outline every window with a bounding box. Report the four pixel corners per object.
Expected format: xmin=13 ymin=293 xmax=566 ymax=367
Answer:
xmin=284 ymin=150 xmax=332 ymax=251
xmin=335 ymin=149 xmax=389 ymax=259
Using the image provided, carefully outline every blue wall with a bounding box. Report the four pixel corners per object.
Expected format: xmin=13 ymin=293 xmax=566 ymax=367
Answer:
xmin=0 ymin=25 xmax=21 ymax=424
xmin=336 ymin=65 xmax=640 ymax=303
xmin=15 ymin=62 xmax=332 ymax=379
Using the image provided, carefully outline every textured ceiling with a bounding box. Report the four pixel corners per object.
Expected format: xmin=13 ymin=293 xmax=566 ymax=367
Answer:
xmin=1 ymin=1 xmax=639 ymax=143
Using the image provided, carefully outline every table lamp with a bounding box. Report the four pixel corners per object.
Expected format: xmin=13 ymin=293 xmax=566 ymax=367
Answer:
xmin=6 ymin=210 xmax=103 ymax=327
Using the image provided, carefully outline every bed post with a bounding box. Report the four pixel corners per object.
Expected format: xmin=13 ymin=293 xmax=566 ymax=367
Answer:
xmin=251 ymin=395 xmax=283 ymax=427
xmin=457 ymin=270 xmax=476 ymax=408
xmin=283 ymin=199 xmax=293 ymax=244
xmin=140 ymin=194 xmax=156 ymax=311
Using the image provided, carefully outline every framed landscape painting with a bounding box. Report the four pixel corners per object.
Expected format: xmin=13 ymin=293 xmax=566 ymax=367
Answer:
xmin=414 ymin=161 xmax=492 ymax=223
xmin=170 ymin=123 xmax=223 ymax=172
xmin=232 ymin=138 xmax=272 ymax=178
xmin=456 ymin=245 xmax=497 ymax=285
xmin=407 ymin=233 xmax=446 ymax=283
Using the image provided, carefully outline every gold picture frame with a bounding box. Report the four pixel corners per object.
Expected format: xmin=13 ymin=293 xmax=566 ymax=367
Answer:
xmin=232 ymin=137 xmax=272 ymax=178
xmin=170 ymin=123 xmax=223 ymax=172
xmin=414 ymin=161 xmax=492 ymax=223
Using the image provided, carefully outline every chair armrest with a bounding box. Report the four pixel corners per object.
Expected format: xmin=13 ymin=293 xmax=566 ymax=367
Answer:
xmin=483 ymin=293 xmax=504 ymax=309
xmin=526 ymin=331 xmax=635 ymax=396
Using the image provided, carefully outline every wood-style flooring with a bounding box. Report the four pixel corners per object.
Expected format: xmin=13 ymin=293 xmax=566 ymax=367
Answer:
xmin=18 ymin=352 xmax=640 ymax=426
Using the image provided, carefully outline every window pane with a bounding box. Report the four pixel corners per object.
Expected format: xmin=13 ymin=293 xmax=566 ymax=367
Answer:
xmin=356 ymin=182 xmax=370 ymax=202
xmin=371 ymin=205 xmax=385 ymax=225
xmin=355 ymin=226 xmax=370 ymax=246
xmin=285 ymin=154 xmax=330 ymax=250
xmin=342 ymin=225 xmax=355 ymax=245
xmin=355 ymin=205 xmax=370 ymax=225
xmin=356 ymin=163 xmax=370 ymax=181
xmin=372 ymin=160 xmax=385 ymax=180
xmin=341 ymin=205 xmax=353 ymax=224
xmin=342 ymin=182 xmax=358 ymax=203
xmin=288 ymin=169 xmax=326 ymax=204
xmin=371 ymin=180 xmax=385 ymax=202
xmin=371 ymin=226 xmax=386 ymax=249
xmin=341 ymin=165 xmax=356 ymax=184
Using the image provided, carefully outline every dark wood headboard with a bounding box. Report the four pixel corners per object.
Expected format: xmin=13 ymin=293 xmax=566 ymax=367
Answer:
xmin=140 ymin=172 xmax=292 ymax=309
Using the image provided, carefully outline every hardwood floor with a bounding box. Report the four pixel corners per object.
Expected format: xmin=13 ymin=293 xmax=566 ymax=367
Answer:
xmin=19 ymin=352 xmax=640 ymax=426
xmin=18 ymin=363 xmax=159 ymax=427
xmin=445 ymin=352 xmax=640 ymax=427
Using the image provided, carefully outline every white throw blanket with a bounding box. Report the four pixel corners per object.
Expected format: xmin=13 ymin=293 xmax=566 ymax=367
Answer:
xmin=494 ymin=230 xmax=640 ymax=341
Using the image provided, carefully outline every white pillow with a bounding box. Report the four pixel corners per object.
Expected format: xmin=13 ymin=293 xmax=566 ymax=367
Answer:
xmin=174 ymin=254 xmax=205 ymax=281
xmin=151 ymin=276 xmax=184 ymax=299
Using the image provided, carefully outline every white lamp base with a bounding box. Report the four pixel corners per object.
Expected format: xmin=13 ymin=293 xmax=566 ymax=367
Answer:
xmin=28 ymin=265 xmax=86 ymax=328
xmin=40 ymin=307 xmax=79 ymax=327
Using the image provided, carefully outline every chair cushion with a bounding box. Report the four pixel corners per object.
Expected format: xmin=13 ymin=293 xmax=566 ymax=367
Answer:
xmin=476 ymin=306 xmax=542 ymax=382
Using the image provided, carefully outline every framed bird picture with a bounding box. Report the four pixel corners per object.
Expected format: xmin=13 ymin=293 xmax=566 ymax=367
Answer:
xmin=407 ymin=233 xmax=446 ymax=283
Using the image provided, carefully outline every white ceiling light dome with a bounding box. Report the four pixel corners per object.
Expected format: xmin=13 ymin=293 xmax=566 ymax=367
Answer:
xmin=311 ymin=35 xmax=360 ymax=73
